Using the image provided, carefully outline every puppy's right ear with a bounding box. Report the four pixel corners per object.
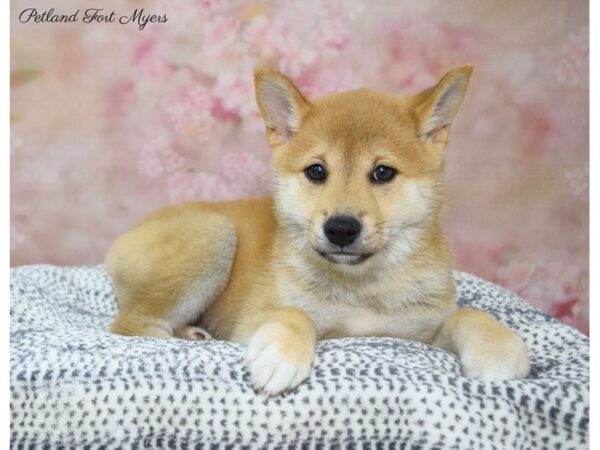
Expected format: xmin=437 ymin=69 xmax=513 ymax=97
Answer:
xmin=254 ymin=69 xmax=311 ymax=148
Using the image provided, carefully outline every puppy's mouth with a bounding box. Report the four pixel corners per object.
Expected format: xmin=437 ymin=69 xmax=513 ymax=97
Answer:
xmin=317 ymin=250 xmax=374 ymax=265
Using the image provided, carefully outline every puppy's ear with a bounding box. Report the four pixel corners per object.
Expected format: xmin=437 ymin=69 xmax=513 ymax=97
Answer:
xmin=254 ymin=69 xmax=311 ymax=147
xmin=412 ymin=65 xmax=473 ymax=145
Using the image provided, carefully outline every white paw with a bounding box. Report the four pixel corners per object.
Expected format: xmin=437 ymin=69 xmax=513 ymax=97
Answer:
xmin=175 ymin=325 xmax=213 ymax=341
xmin=460 ymin=332 xmax=530 ymax=381
xmin=245 ymin=323 xmax=313 ymax=396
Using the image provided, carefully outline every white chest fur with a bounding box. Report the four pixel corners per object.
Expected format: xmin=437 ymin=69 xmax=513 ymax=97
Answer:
xmin=297 ymin=299 xmax=446 ymax=343
xmin=277 ymin=259 xmax=452 ymax=344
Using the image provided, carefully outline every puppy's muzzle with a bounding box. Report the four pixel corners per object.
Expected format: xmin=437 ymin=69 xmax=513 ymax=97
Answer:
xmin=323 ymin=215 xmax=362 ymax=247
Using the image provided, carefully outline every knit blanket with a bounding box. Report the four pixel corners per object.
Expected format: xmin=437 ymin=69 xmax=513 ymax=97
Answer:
xmin=10 ymin=265 xmax=589 ymax=449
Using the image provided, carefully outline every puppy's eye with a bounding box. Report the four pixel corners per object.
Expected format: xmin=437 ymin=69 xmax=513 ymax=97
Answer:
xmin=371 ymin=165 xmax=397 ymax=183
xmin=305 ymin=164 xmax=327 ymax=183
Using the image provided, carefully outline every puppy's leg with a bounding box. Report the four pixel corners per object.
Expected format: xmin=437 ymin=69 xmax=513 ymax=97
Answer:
xmin=236 ymin=307 xmax=316 ymax=396
xmin=107 ymin=209 xmax=236 ymax=340
xmin=433 ymin=308 xmax=529 ymax=381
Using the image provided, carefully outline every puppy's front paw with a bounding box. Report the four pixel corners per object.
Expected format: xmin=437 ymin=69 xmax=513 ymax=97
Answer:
xmin=245 ymin=322 xmax=314 ymax=396
xmin=460 ymin=330 xmax=530 ymax=381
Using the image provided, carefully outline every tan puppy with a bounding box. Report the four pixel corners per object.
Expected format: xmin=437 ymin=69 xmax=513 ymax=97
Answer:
xmin=107 ymin=66 xmax=529 ymax=395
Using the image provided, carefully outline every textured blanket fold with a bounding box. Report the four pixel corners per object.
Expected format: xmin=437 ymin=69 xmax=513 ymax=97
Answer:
xmin=10 ymin=265 xmax=589 ymax=449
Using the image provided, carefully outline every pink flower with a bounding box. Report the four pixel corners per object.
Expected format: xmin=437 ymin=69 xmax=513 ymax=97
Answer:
xmin=131 ymin=38 xmax=172 ymax=78
xmin=162 ymin=1 xmax=202 ymax=25
xmin=213 ymin=74 xmax=256 ymax=116
xmin=162 ymin=85 xmax=214 ymax=141
xmin=513 ymin=262 xmax=584 ymax=311
xmin=161 ymin=149 xmax=184 ymax=173
xmin=138 ymin=136 xmax=169 ymax=178
xmin=167 ymin=170 xmax=229 ymax=203
xmin=194 ymin=42 xmax=256 ymax=87
xmin=298 ymin=67 xmax=362 ymax=97
xmin=203 ymin=16 xmax=240 ymax=52
xmin=138 ymin=135 xmax=184 ymax=178
xmin=556 ymin=60 xmax=581 ymax=86
xmin=220 ymin=152 xmax=271 ymax=195
xmin=211 ymin=100 xmax=240 ymax=121
xmin=167 ymin=171 xmax=196 ymax=203
xmin=384 ymin=28 xmax=439 ymax=91
xmin=107 ymin=81 xmax=134 ymax=117
xmin=556 ymin=27 xmax=588 ymax=87
xmin=242 ymin=111 xmax=265 ymax=133
xmin=565 ymin=27 xmax=589 ymax=68
xmin=279 ymin=50 xmax=317 ymax=78
xmin=565 ymin=165 xmax=589 ymax=201
xmin=273 ymin=23 xmax=318 ymax=77
xmin=166 ymin=152 xmax=269 ymax=202
xmin=221 ymin=152 xmax=265 ymax=178
xmin=138 ymin=155 xmax=164 ymax=178
xmin=312 ymin=18 xmax=348 ymax=56
xmin=496 ymin=260 xmax=534 ymax=292
xmin=243 ymin=15 xmax=278 ymax=59
xmin=166 ymin=153 xmax=269 ymax=202
xmin=197 ymin=0 xmax=225 ymax=17
xmin=382 ymin=18 xmax=482 ymax=92
xmin=190 ymin=173 xmax=233 ymax=200
xmin=490 ymin=52 xmax=540 ymax=102
xmin=438 ymin=24 xmax=482 ymax=61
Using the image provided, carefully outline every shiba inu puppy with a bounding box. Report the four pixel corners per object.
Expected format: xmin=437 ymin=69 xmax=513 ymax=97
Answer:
xmin=107 ymin=65 xmax=529 ymax=395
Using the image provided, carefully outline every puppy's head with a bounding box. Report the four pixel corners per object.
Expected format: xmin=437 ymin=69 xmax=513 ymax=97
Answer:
xmin=255 ymin=66 xmax=472 ymax=269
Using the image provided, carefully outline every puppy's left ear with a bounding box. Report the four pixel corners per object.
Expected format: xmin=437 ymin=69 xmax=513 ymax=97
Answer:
xmin=412 ymin=65 xmax=473 ymax=145
xmin=254 ymin=68 xmax=311 ymax=149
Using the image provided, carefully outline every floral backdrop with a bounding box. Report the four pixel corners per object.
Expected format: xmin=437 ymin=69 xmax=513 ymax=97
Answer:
xmin=10 ymin=0 xmax=589 ymax=334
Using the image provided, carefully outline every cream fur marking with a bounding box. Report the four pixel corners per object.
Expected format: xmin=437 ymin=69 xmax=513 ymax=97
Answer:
xmin=273 ymin=176 xmax=308 ymax=231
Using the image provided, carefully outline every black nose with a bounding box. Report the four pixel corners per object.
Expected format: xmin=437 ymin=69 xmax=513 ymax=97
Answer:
xmin=323 ymin=215 xmax=362 ymax=247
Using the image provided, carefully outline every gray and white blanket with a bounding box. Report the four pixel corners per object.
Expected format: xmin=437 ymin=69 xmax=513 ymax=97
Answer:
xmin=10 ymin=265 xmax=589 ymax=449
